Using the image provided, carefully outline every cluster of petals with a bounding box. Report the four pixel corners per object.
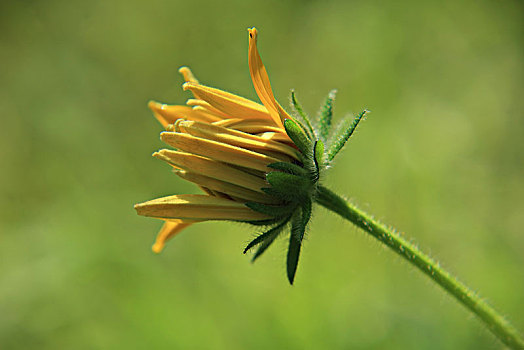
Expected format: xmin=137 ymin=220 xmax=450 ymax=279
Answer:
xmin=135 ymin=28 xmax=299 ymax=253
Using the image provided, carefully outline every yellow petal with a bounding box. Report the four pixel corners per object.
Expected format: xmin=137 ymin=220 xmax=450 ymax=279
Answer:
xmin=186 ymin=99 xmax=231 ymax=119
xmin=175 ymin=170 xmax=278 ymax=204
xmin=160 ymin=132 xmax=281 ymax=172
xmin=152 ymin=220 xmax=193 ymax=253
xmin=175 ymin=120 xmax=300 ymax=161
xmin=199 ymin=187 xmax=232 ymax=199
xmin=212 ymin=118 xmax=244 ymax=128
xmin=134 ymin=194 xmax=270 ymax=221
xmin=149 ymin=101 xmax=221 ymax=127
xmin=247 ymin=28 xmax=291 ymax=129
xmin=191 ymin=106 xmax=227 ymax=120
xmin=207 ymin=190 xmax=231 ymax=199
xmin=183 ymin=82 xmax=274 ymax=122
xmin=197 ymin=185 xmax=215 ymax=196
xmin=212 ymin=119 xmax=292 ymax=141
xmin=231 ymin=123 xmax=290 ymax=137
xmin=178 ymin=66 xmax=199 ymax=84
xmin=154 ymin=149 xmax=268 ymax=193
xmin=256 ymin=132 xmax=296 ymax=144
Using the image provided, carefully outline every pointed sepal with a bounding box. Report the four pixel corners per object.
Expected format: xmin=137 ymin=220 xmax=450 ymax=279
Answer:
xmin=327 ymin=109 xmax=368 ymax=162
xmin=313 ymin=139 xmax=325 ymax=181
xmin=287 ymin=232 xmax=301 ymax=285
xmin=290 ymin=90 xmax=315 ymax=139
xmin=244 ymin=219 xmax=289 ymax=261
xmin=284 ymin=118 xmax=313 ymax=157
xmin=318 ymin=89 xmax=337 ymax=142
xmin=260 ymin=187 xmax=289 ymax=201
xmin=286 ymin=198 xmax=312 ymax=284
xmin=242 ymin=218 xmax=281 ymax=226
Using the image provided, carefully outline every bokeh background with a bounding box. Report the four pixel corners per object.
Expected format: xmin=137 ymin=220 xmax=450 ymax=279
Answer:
xmin=1 ymin=0 xmax=523 ymax=349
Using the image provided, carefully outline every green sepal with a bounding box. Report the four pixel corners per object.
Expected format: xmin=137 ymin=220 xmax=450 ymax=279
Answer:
xmin=261 ymin=187 xmax=290 ymax=201
xmin=327 ymin=109 xmax=368 ymax=162
xmin=300 ymin=197 xmax=313 ymax=226
xmin=313 ymin=140 xmax=324 ymax=181
xmin=290 ymin=90 xmax=315 ymax=139
xmin=266 ymin=171 xmax=310 ymax=199
xmin=244 ymin=219 xmax=289 ymax=255
xmin=284 ymin=118 xmax=313 ymax=157
xmin=294 ymin=120 xmax=313 ymax=142
xmin=286 ymin=198 xmax=312 ymax=284
xmin=287 ymin=231 xmax=302 ymax=285
xmin=241 ymin=218 xmax=281 ymax=226
xmin=267 ymin=162 xmax=307 ymax=176
xmin=245 ymin=202 xmax=294 ymax=218
xmin=252 ymin=232 xmax=281 ymax=261
xmin=318 ymin=89 xmax=337 ymax=142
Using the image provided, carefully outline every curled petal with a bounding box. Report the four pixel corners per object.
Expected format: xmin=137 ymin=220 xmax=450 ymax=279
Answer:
xmin=175 ymin=170 xmax=278 ymax=204
xmin=152 ymin=220 xmax=193 ymax=253
xmin=213 ymin=119 xmax=291 ymax=140
xmin=134 ymin=194 xmax=271 ymax=221
xmin=160 ymin=132 xmax=282 ymax=172
xmin=148 ymin=102 xmax=220 ymax=127
xmin=183 ymin=82 xmax=273 ymax=122
xmin=256 ymin=132 xmax=295 ymax=144
xmin=247 ymin=27 xmax=291 ymax=129
xmin=175 ymin=120 xmax=300 ymax=160
xmin=185 ymin=99 xmax=230 ymax=119
xmin=178 ymin=66 xmax=199 ymax=84
xmin=153 ymin=149 xmax=268 ymax=193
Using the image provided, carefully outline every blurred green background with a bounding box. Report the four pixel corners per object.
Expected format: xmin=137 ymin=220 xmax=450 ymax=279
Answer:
xmin=1 ymin=0 xmax=523 ymax=349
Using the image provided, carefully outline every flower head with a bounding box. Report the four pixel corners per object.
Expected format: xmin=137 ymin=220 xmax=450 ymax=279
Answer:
xmin=135 ymin=28 xmax=367 ymax=284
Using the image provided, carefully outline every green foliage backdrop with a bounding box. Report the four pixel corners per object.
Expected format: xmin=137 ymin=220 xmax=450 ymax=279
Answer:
xmin=1 ymin=0 xmax=523 ymax=349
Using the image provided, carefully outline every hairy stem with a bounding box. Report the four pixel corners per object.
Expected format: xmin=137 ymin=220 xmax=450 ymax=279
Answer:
xmin=315 ymin=185 xmax=524 ymax=349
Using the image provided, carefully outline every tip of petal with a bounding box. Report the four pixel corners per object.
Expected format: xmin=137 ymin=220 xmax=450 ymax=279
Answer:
xmin=152 ymin=151 xmax=165 ymax=161
xmin=152 ymin=149 xmax=181 ymax=166
xmin=159 ymin=131 xmax=170 ymax=143
xmin=248 ymin=27 xmax=258 ymax=39
xmin=173 ymin=119 xmax=185 ymax=132
xmin=152 ymin=242 xmax=164 ymax=254
xmin=182 ymin=82 xmax=194 ymax=91
xmin=148 ymin=100 xmax=164 ymax=112
xmin=178 ymin=66 xmax=199 ymax=84
xmin=134 ymin=202 xmax=146 ymax=212
xmin=147 ymin=101 xmax=174 ymax=128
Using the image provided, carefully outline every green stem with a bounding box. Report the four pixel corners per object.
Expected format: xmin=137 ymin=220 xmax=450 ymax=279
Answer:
xmin=315 ymin=185 xmax=524 ymax=350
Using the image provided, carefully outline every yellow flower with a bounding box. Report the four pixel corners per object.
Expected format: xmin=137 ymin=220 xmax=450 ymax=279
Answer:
xmin=134 ymin=28 xmax=301 ymax=253
xmin=135 ymin=27 xmax=367 ymax=284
